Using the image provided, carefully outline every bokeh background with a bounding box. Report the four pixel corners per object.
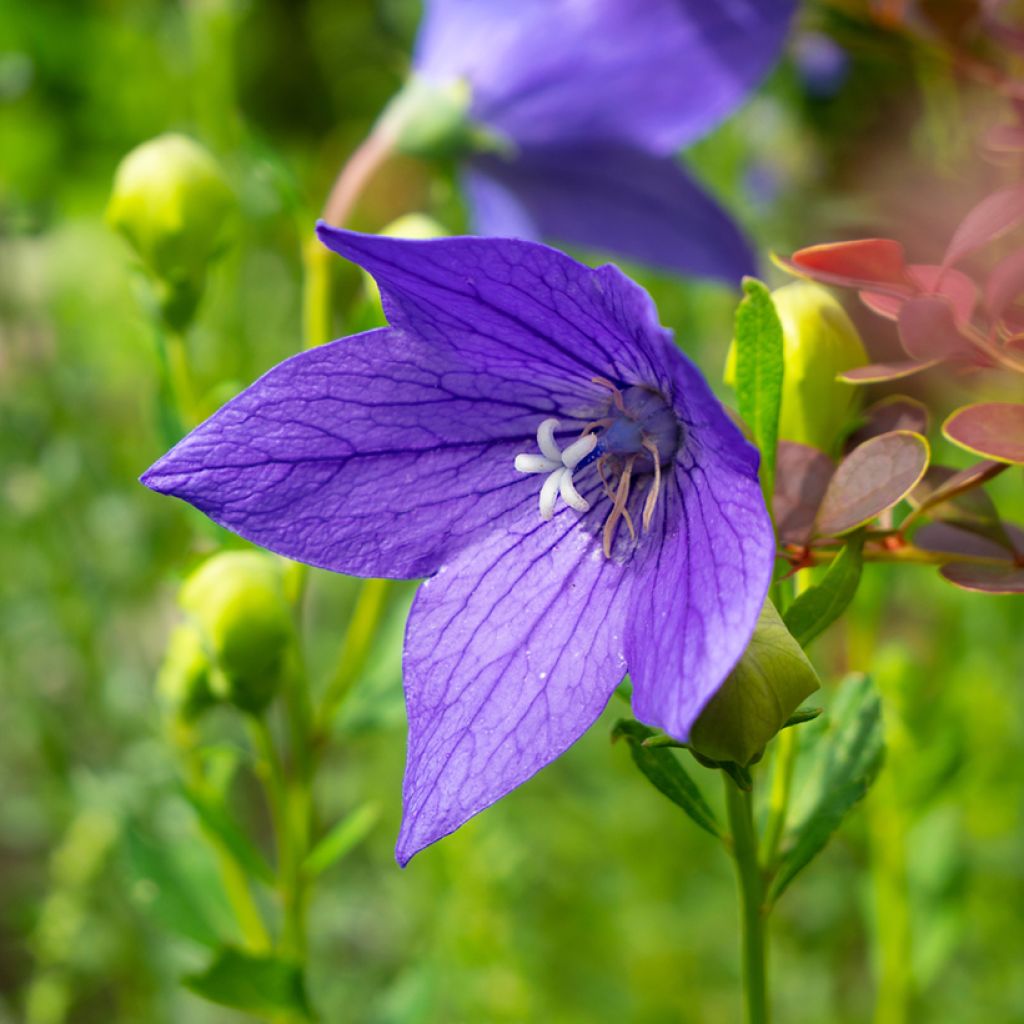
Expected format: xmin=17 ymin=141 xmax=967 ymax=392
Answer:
xmin=1 ymin=1 xmax=1022 ymax=1021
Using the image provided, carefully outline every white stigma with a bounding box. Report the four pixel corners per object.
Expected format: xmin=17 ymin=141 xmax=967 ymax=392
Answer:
xmin=514 ymin=418 xmax=596 ymax=521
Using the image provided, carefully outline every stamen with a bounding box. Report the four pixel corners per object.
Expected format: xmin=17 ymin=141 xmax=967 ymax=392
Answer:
xmin=591 ymin=376 xmax=626 ymax=412
xmin=641 ymin=437 xmax=662 ymax=531
xmin=603 ymin=455 xmax=637 ymax=557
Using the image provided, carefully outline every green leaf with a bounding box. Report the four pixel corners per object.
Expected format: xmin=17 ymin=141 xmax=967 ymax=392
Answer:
xmin=769 ymin=674 xmax=885 ymax=903
xmin=123 ymin=824 xmax=225 ymax=949
xmin=783 ymin=534 xmax=864 ymax=647
xmin=734 ymin=277 xmax=784 ymax=502
xmin=612 ymin=720 xmax=720 ymax=838
xmin=181 ymin=784 xmax=275 ymax=885
xmin=688 ymin=601 xmax=821 ymax=766
xmin=303 ymin=801 xmax=380 ymax=879
xmin=184 ymin=946 xmax=312 ymax=1020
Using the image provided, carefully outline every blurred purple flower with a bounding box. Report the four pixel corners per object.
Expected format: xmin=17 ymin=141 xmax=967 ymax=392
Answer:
xmin=793 ymin=31 xmax=850 ymax=99
xmin=142 ymin=229 xmax=774 ymax=863
xmin=413 ymin=0 xmax=798 ymax=283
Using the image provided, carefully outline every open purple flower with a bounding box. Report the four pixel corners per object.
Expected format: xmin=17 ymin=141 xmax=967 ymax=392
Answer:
xmin=408 ymin=0 xmax=798 ymax=282
xmin=142 ymin=229 xmax=774 ymax=863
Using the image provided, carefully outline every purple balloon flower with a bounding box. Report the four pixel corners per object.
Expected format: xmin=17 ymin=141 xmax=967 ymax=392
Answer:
xmin=142 ymin=229 xmax=774 ymax=864
xmin=411 ymin=0 xmax=798 ymax=282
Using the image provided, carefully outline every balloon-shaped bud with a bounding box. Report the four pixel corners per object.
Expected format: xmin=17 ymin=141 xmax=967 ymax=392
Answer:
xmin=107 ymin=133 xmax=235 ymax=329
xmin=157 ymin=622 xmax=217 ymax=722
xmin=727 ymin=281 xmax=867 ymax=452
xmin=688 ymin=602 xmax=820 ymax=767
xmin=179 ymin=552 xmax=293 ymax=715
xmin=379 ymin=76 xmax=485 ymax=160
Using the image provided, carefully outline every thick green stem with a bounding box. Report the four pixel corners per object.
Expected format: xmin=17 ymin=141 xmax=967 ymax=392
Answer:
xmin=761 ymin=727 xmax=798 ymax=870
xmin=725 ymin=779 xmax=770 ymax=1024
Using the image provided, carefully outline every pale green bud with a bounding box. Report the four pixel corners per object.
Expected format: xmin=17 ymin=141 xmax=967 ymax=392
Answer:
xmin=179 ymin=552 xmax=293 ymax=715
xmin=726 ymin=281 xmax=867 ymax=452
xmin=689 ymin=601 xmax=820 ymax=767
xmin=379 ymin=76 xmax=476 ymax=159
xmin=157 ymin=622 xmax=217 ymax=721
xmin=107 ymin=133 xmax=235 ymax=329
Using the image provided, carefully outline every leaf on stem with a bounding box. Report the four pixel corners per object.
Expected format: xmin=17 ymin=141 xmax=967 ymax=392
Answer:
xmin=845 ymin=395 xmax=929 ymax=450
xmin=184 ymin=946 xmax=313 ymax=1020
xmin=773 ymin=442 xmax=835 ymax=546
xmin=943 ymin=187 xmax=1024 ymax=268
xmin=611 ymin=720 xmax=720 ymax=838
xmin=783 ymin=534 xmax=864 ymax=647
xmin=939 ymin=562 xmax=1024 ymax=593
xmin=181 ymin=784 xmax=276 ymax=885
xmin=896 ymin=295 xmax=971 ymax=361
xmin=837 ymin=359 xmax=940 ymax=384
xmin=733 ymin=277 xmax=784 ymax=502
xmin=815 ymin=431 xmax=930 ymax=536
xmin=768 ymin=674 xmax=885 ymax=903
xmin=303 ymin=802 xmax=380 ymax=879
xmin=861 ymin=265 xmax=976 ymax=326
xmin=942 ymin=402 xmax=1024 ymax=464
xmin=786 ymin=238 xmax=908 ymax=289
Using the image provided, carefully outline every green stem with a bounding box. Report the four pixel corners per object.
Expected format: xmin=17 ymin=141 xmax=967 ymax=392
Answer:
xmin=725 ymin=779 xmax=770 ymax=1024
xmin=761 ymin=727 xmax=797 ymax=870
xmin=164 ymin=326 xmax=196 ymax=426
xmin=315 ymin=577 xmax=390 ymax=740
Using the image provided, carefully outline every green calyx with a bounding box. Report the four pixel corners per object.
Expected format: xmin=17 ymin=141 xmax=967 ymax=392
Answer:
xmin=688 ymin=601 xmax=821 ymax=768
xmin=179 ymin=551 xmax=294 ymax=715
xmin=106 ymin=133 xmax=236 ymax=329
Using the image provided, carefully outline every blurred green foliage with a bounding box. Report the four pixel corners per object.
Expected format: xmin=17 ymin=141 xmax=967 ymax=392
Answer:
xmin=1 ymin=1 xmax=1023 ymax=1021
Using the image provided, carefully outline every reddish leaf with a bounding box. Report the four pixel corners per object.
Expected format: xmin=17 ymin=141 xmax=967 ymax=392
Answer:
xmin=909 ymin=461 xmax=1007 ymax=518
xmin=985 ymin=248 xmax=1024 ymax=321
xmin=940 ymin=563 xmax=1024 ymax=594
xmin=943 ymin=187 xmax=1024 ymax=268
xmin=816 ymin=431 xmax=930 ymax=537
xmin=773 ymin=442 xmax=836 ymax=546
xmin=913 ymin=522 xmax=1015 ymax=560
xmin=788 ymin=239 xmax=909 ymax=290
xmin=860 ymin=265 xmax=976 ymax=325
xmin=943 ymin=402 xmax=1024 ymax=463
xmin=838 ymin=359 xmax=940 ymax=384
xmin=897 ymin=295 xmax=972 ymax=361
xmin=847 ymin=396 xmax=929 ymax=450
xmin=984 ymin=122 xmax=1024 ymax=152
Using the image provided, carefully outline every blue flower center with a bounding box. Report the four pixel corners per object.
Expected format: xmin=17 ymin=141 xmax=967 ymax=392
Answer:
xmin=513 ymin=381 xmax=682 ymax=558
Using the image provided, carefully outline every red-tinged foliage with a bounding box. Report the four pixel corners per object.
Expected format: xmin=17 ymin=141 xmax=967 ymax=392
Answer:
xmin=847 ymin=396 xmax=929 ymax=449
xmin=940 ymin=562 xmax=1024 ymax=593
xmin=773 ymin=442 xmax=835 ymax=546
xmin=815 ymin=431 xmax=930 ymax=537
xmin=838 ymin=359 xmax=940 ymax=384
xmin=897 ymin=295 xmax=973 ymax=361
xmin=985 ymin=248 xmax=1024 ymax=321
xmin=943 ymin=402 xmax=1024 ymax=463
xmin=789 ymin=238 xmax=908 ymax=290
xmin=943 ymin=187 xmax=1024 ymax=268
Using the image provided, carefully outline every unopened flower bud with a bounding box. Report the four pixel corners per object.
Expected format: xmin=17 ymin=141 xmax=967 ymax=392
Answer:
xmin=157 ymin=623 xmax=216 ymax=722
xmin=726 ymin=281 xmax=867 ymax=452
xmin=379 ymin=76 xmax=482 ymax=160
xmin=688 ymin=601 xmax=819 ymax=767
xmin=179 ymin=551 xmax=293 ymax=715
xmin=107 ymin=133 xmax=235 ymax=329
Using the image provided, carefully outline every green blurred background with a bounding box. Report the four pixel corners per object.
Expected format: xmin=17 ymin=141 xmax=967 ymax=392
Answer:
xmin=1 ymin=1 xmax=1022 ymax=1021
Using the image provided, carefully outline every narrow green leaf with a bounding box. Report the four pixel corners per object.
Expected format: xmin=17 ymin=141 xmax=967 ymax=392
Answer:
xmin=783 ymin=535 xmax=864 ymax=647
xmin=181 ymin=784 xmax=275 ymax=885
xmin=184 ymin=946 xmax=312 ymax=1020
xmin=303 ymin=802 xmax=380 ymax=879
xmin=769 ymin=674 xmax=885 ymax=903
xmin=612 ymin=720 xmax=720 ymax=837
xmin=123 ymin=824 xmax=224 ymax=948
xmin=734 ymin=277 xmax=784 ymax=502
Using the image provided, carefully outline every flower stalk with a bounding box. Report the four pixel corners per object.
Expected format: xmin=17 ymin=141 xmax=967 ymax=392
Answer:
xmin=725 ymin=778 xmax=770 ymax=1024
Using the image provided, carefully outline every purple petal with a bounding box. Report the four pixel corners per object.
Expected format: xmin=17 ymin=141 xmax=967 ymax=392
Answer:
xmin=316 ymin=225 xmax=674 ymax=393
xmin=142 ymin=328 xmax=557 ymax=578
xmin=465 ymin=145 xmax=755 ymax=283
xmin=397 ymin=503 xmax=630 ymax=864
xmin=627 ymin=354 xmax=774 ymax=740
xmin=415 ymin=0 xmax=797 ymax=152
